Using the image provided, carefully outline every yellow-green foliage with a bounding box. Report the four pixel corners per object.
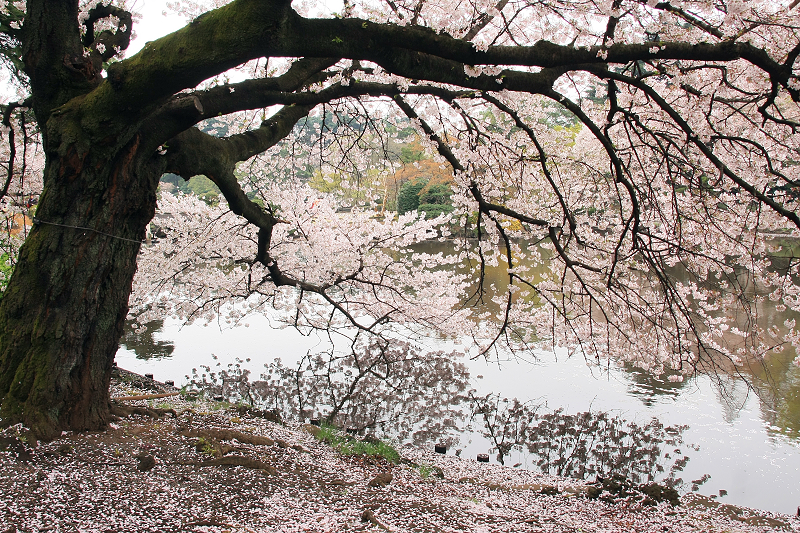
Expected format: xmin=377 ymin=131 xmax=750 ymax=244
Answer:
xmin=314 ymin=424 xmax=400 ymax=463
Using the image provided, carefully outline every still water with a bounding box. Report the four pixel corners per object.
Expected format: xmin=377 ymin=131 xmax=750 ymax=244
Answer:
xmin=115 ymin=311 xmax=800 ymax=515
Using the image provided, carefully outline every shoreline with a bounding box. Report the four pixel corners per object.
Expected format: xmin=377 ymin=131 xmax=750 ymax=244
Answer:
xmin=1 ymin=368 xmax=797 ymax=532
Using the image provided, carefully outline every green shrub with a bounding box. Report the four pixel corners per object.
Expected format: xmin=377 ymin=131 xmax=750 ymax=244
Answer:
xmin=398 ymin=178 xmax=428 ymax=214
xmin=314 ymin=424 xmax=400 ymax=463
xmin=0 ymin=251 xmax=14 ymax=301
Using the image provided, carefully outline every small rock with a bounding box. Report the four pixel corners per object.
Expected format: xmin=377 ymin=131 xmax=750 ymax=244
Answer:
xmin=361 ymin=507 xmax=388 ymax=529
xmin=368 ymin=472 xmax=393 ymax=488
xmin=136 ymin=453 xmax=156 ymax=472
xmin=275 ymin=439 xmax=289 ymax=449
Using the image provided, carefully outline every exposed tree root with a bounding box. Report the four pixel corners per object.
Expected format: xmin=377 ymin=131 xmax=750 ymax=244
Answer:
xmin=188 ymin=455 xmax=278 ymax=475
xmin=110 ymin=402 xmax=177 ymax=420
xmin=112 ymin=392 xmax=181 ymax=401
xmin=189 ymin=435 xmax=238 ymax=458
xmin=179 ymin=428 xmax=274 ymax=446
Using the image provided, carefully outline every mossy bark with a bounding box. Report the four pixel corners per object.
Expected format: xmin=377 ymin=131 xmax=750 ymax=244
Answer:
xmin=0 ymin=106 xmax=160 ymax=440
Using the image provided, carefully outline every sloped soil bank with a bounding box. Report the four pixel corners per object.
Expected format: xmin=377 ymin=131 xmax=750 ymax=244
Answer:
xmin=0 ymin=370 xmax=797 ymax=532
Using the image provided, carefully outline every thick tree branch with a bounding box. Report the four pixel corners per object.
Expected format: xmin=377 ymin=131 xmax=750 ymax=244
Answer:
xmin=22 ymin=0 xmax=92 ymax=122
xmin=82 ymin=3 xmax=132 ymax=62
xmin=90 ymin=0 xmax=791 ymax=125
xmin=150 ymin=80 xmax=476 ymax=148
xmin=164 ymin=103 xmax=313 ymax=230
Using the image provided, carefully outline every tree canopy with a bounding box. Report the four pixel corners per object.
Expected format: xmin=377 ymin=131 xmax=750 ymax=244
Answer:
xmin=1 ymin=0 xmax=800 ymax=437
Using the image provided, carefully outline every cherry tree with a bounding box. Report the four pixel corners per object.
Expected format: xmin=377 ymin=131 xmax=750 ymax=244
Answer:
xmin=0 ymin=0 xmax=799 ymax=439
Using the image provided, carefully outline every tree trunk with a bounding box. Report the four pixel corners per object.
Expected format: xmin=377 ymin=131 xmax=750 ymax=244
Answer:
xmin=0 ymin=107 xmax=160 ymax=440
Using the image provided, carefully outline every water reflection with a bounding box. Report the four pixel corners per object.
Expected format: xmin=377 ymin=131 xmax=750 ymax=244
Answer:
xmin=119 ymin=319 xmax=175 ymax=360
xmin=186 ymin=339 xmax=471 ymax=448
xmin=115 ymin=315 xmax=800 ymax=513
xmin=749 ymin=350 xmax=800 ymax=440
xmin=468 ymin=393 xmax=694 ymax=488
xmin=622 ymin=364 xmax=686 ymax=406
xmin=121 ymin=237 xmax=800 ymax=439
xmin=451 ymin=237 xmax=800 ymax=443
xmin=183 ymin=346 xmax=701 ymax=493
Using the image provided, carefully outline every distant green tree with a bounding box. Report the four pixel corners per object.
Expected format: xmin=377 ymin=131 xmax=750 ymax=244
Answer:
xmin=397 ymin=178 xmax=428 ymax=214
xmin=160 ymin=174 xmax=220 ymax=205
xmin=186 ymin=176 xmax=221 ymax=205
xmin=419 ymin=182 xmax=452 ymax=206
xmin=400 ymin=139 xmax=426 ymax=163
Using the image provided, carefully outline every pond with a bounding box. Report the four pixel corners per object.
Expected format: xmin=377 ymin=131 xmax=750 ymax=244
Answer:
xmin=115 ymin=308 xmax=800 ymax=516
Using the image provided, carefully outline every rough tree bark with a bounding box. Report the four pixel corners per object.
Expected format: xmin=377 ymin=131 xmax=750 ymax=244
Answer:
xmin=0 ymin=0 xmax=162 ymax=439
xmin=0 ymin=100 xmax=164 ymax=440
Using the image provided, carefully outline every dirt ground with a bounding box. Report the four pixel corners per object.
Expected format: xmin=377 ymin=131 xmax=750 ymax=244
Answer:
xmin=0 ymin=369 xmax=798 ymax=533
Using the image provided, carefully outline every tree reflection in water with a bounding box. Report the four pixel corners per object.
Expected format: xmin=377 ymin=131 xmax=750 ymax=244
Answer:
xmin=187 ymin=337 xmax=471 ymax=448
xmin=119 ymin=319 xmax=175 ymax=360
xmin=186 ymin=341 xmax=699 ymax=491
xmin=469 ymin=393 xmax=694 ymax=488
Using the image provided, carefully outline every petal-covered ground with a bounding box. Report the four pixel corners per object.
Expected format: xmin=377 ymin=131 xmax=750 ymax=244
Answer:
xmin=0 ymin=371 xmax=797 ymax=533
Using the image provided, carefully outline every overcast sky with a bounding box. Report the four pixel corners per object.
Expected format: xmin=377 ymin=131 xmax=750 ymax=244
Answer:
xmin=127 ymin=1 xmax=187 ymax=56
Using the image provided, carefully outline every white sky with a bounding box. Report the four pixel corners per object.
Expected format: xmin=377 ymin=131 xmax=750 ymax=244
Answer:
xmin=127 ymin=0 xmax=187 ymax=56
xmin=126 ymin=0 xmax=343 ymax=56
xmin=0 ymin=2 xmax=184 ymax=101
